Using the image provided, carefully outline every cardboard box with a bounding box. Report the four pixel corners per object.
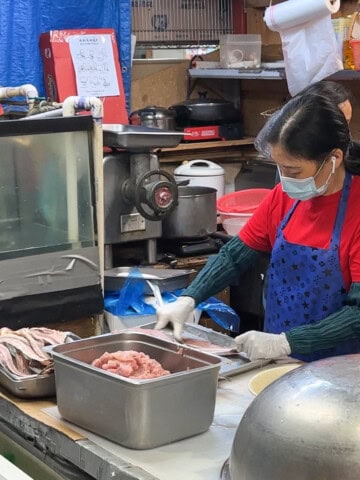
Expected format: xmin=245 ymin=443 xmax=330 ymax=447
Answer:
xmin=132 ymin=0 xmax=232 ymax=43
xmin=39 ymin=29 xmax=128 ymax=124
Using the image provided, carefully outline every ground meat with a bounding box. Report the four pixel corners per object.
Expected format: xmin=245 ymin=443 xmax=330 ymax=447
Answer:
xmin=91 ymin=350 xmax=170 ymax=379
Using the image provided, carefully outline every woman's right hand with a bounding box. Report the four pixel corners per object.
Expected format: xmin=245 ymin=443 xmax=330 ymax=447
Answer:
xmin=155 ymin=296 xmax=195 ymax=341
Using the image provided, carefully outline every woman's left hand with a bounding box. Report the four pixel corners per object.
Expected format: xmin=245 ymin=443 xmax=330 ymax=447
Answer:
xmin=235 ymin=331 xmax=291 ymax=361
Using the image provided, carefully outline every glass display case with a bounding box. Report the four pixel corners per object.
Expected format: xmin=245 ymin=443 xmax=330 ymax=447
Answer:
xmin=0 ymin=116 xmax=103 ymax=327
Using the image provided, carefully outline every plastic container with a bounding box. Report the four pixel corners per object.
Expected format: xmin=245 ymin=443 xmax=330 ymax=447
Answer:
xmin=332 ymin=17 xmax=352 ymax=61
xmin=104 ymin=311 xmax=156 ymax=331
xmin=220 ymin=34 xmax=261 ymax=69
xmin=345 ymin=11 xmax=360 ymax=70
xmin=174 ymin=159 xmax=225 ymax=199
xmin=217 ymin=188 xmax=271 ymax=215
xmin=350 ymin=39 xmax=360 ymax=70
xmin=218 ymin=188 xmax=270 ymax=234
xmin=222 ymin=215 xmax=252 ymax=235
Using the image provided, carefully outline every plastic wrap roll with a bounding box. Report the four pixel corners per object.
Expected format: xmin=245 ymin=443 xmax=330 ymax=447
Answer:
xmin=264 ymin=0 xmax=340 ymax=32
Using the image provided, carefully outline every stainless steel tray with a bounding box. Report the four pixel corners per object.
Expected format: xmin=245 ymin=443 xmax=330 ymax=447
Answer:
xmin=0 ymin=367 xmax=55 ymax=398
xmin=102 ymin=124 xmax=184 ymax=151
xmin=104 ymin=266 xmax=195 ymax=293
xmin=138 ymin=322 xmax=270 ymax=377
xmin=0 ymin=331 xmax=79 ymax=398
xmin=46 ymin=332 xmax=222 ymax=449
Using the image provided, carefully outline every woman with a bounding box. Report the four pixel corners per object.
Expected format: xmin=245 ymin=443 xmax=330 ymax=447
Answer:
xmin=156 ymin=92 xmax=360 ymax=362
xmin=267 ymin=80 xmax=353 ymax=183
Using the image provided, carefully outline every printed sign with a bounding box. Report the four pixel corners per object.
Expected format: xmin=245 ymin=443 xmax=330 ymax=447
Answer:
xmin=69 ymin=34 xmax=120 ymax=97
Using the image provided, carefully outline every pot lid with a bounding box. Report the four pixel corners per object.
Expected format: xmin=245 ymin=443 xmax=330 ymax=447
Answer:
xmin=171 ymin=98 xmax=233 ymax=108
xmin=174 ymin=159 xmax=224 ymax=177
xmin=170 ymin=91 xmax=234 ymax=109
xmin=130 ymin=106 xmax=175 ymax=116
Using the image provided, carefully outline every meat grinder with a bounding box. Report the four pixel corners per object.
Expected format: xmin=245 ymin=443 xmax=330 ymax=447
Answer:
xmin=103 ymin=124 xmax=183 ymax=266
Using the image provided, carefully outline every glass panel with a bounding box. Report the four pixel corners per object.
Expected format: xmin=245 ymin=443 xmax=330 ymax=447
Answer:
xmin=0 ymin=130 xmax=95 ymax=259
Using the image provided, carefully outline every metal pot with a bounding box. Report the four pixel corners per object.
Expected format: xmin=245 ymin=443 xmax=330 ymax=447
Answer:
xmin=169 ymin=91 xmax=240 ymax=126
xmin=227 ymin=355 xmax=360 ymax=480
xmin=162 ymin=186 xmax=217 ymax=239
xmin=129 ymin=106 xmax=176 ymax=130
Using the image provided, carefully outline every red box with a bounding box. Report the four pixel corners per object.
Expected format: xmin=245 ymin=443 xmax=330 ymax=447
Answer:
xmin=39 ymin=29 xmax=128 ymax=124
xmin=183 ymin=126 xmax=221 ymax=141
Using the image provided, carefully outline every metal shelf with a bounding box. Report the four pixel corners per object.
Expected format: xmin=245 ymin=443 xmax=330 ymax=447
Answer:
xmin=328 ymin=70 xmax=360 ymax=80
xmin=157 ymin=138 xmax=256 ymax=164
xmin=189 ymin=68 xmax=286 ymax=80
xmin=189 ymin=68 xmax=360 ymax=81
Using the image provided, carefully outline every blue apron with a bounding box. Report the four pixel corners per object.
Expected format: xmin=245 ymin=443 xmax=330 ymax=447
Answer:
xmin=264 ymin=172 xmax=360 ymax=362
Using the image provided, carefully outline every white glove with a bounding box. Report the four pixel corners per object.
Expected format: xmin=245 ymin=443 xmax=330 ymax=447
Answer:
xmin=155 ymin=296 xmax=195 ymax=341
xmin=235 ymin=331 xmax=291 ymax=361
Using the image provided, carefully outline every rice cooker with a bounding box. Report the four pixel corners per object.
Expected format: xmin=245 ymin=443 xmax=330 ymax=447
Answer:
xmin=174 ymin=160 xmax=225 ymax=199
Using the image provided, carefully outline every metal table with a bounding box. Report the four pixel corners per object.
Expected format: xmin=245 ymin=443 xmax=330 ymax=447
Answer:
xmin=0 ymin=365 xmax=278 ymax=479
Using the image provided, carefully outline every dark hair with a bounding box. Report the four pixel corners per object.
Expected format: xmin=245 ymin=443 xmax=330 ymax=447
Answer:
xmin=295 ymin=80 xmax=352 ymax=106
xmin=263 ymin=93 xmax=360 ymax=175
xmin=255 ymin=80 xmax=353 ymax=160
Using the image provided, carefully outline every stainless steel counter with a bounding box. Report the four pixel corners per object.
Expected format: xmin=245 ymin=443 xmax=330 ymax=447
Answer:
xmin=0 ymin=364 xmax=279 ymax=480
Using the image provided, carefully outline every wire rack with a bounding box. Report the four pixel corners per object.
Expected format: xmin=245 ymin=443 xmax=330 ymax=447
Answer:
xmin=132 ymin=0 xmax=233 ymax=45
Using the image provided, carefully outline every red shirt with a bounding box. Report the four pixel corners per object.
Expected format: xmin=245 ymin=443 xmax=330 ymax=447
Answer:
xmin=239 ymin=176 xmax=360 ymax=291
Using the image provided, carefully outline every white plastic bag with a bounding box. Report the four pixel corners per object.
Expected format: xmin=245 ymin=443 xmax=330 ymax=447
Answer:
xmin=264 ymin=0 xmax=343 ymax=96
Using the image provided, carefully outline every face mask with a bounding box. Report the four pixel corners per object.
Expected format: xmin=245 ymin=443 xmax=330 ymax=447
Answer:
xmin=279 ymin=157 xmax=336 ymax=201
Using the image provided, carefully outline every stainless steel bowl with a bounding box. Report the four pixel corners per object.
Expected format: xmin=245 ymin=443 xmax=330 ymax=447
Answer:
xmin=228 ymin=355 xmax=360 ymax=480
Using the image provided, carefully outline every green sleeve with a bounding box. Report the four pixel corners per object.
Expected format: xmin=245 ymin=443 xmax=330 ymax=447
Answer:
xmin=181 ymin=235 xmax=260 ymax=306
xmin=286 ymin=282 xmax=360 ymax=355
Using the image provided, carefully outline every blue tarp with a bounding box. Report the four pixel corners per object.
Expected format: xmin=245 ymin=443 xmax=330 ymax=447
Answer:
xmin=0 ymin=0 xmax=131 ymax=111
